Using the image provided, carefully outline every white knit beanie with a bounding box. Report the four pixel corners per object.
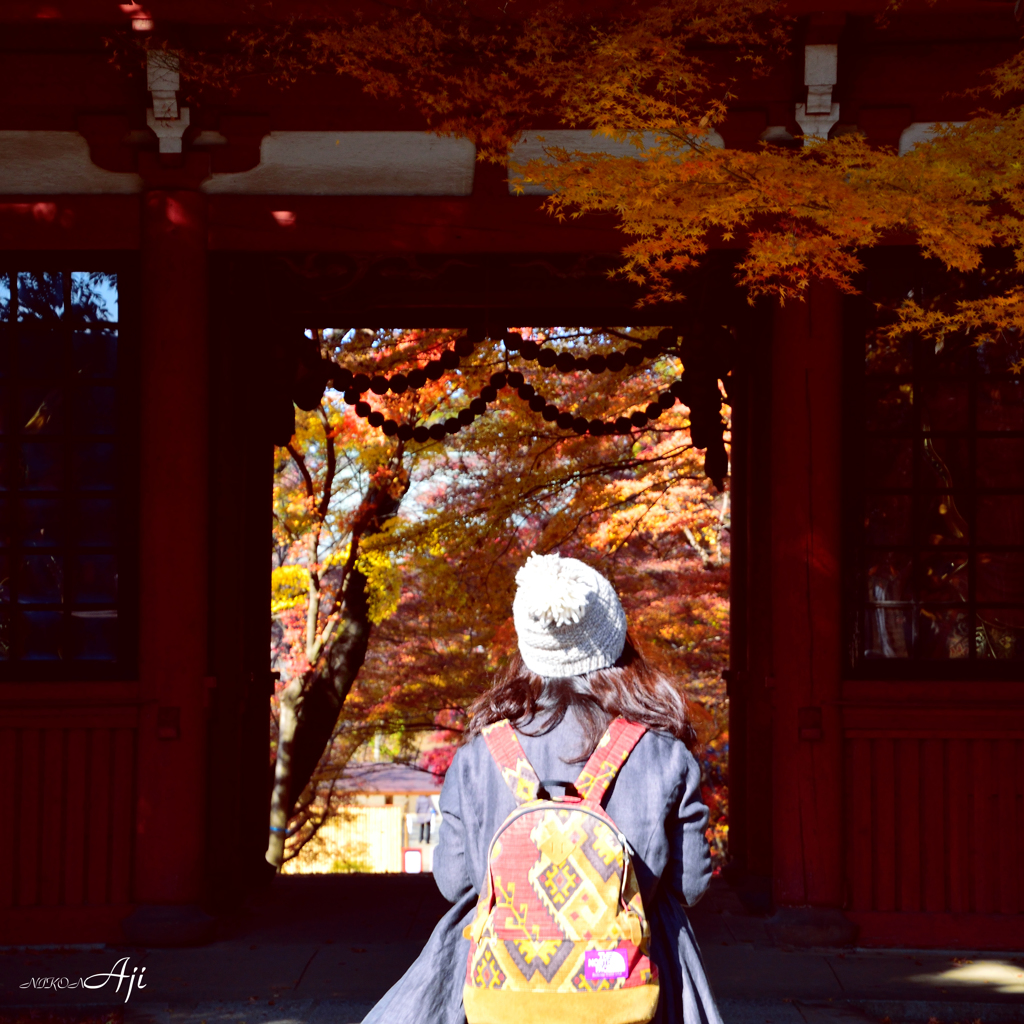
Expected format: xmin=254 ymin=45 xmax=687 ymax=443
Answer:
xmin=512 ymin=552 xmax=628 ymax=677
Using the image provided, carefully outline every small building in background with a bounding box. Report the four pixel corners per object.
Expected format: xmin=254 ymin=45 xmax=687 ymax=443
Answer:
xmin=283 ymin=764 xmax=442 ymax=875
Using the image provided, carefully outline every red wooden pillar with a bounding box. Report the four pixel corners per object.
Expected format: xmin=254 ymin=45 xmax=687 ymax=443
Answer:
xmin=771 ymin=282 xmax=845 ymax=910
xmin=132 ymin=190 xmax=209 ymax=912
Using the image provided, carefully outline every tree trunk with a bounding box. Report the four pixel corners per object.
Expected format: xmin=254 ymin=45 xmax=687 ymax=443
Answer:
xmin=266 ymin=484 xmax=401 ymax=866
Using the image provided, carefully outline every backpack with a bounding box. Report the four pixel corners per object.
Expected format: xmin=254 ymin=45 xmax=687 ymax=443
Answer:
xmin=462 ymin=716 xmax=659 ymax=1024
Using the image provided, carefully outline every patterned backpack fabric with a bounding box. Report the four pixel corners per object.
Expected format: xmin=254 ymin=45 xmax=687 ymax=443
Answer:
xmin=462 ymin=717 xmax=659 ymax=1024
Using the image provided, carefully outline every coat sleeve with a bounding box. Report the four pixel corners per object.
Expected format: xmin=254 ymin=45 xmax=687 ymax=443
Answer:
xmin=662 ymin=746 xmax=712 ymax=908
xmin=432 ymin=746 xmax=475 ymax=904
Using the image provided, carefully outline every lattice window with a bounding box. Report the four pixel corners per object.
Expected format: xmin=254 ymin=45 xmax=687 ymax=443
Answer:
xmin=0 ymin=268 xmax=132 ymax=670
xmin=848 ymin=329 xmax=1024 ymax=668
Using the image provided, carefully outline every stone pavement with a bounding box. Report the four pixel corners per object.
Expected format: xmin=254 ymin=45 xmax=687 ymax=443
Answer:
xmin=2 ymin=875 xmax=1022 ymax=1024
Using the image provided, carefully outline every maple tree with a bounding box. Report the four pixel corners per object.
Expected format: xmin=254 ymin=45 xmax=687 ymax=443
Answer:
xmin=170 ymin=0 xmax=1024 ymax=357
xmin=268 ymin=324 xmax=731 ymax=865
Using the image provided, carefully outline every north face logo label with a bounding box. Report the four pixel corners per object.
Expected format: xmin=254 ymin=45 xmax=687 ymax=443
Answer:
xmin=583 ymin=948 xmax=629 ymax=982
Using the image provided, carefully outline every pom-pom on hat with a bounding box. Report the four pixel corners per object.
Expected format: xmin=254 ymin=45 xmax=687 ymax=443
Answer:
xmin=512 ymin=552 xmax=627 ymax=677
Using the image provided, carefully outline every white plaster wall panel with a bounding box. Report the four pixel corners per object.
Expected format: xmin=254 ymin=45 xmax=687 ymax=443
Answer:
xmin=804 ymin=44 xmax=838 ymax=87
xmin=509 ymin=129 xmax=723 ymax=195
xmin=202 ymin=131 xmax=476 ymax=195
xmin=0 ymin=132 xmax=142 ymax=194
xmin=898 ymin=121 xmax=968 ymax=156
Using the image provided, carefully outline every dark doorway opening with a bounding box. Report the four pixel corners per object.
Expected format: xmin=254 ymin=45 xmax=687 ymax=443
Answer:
xmin=206 ymin=252 xmax=742 ymax=900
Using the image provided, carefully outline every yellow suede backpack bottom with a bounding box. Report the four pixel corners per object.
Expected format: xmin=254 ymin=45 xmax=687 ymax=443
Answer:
xmin=463 ymin=717 xmax=659 ymax=1024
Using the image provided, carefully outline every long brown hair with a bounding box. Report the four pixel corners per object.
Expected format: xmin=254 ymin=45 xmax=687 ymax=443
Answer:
xmin=465 ymin=634 xmax=698 ymax=762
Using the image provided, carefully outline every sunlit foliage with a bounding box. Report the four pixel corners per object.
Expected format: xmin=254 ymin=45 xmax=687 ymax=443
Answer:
xmin=170 ymin=1 xmax=1024 ymax=359
xmin=271 ymin=326 xmax=729 ymax=861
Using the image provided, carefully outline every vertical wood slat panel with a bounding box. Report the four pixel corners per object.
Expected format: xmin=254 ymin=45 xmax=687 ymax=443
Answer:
xmin=109 ymin=728 xmax=135 ymax=905
xmin=897 ymin=739 xmax=921 ymax=912
xmin=39 ymin=729 xmax=65 ymax=907
xmin=1 ymin=724 xmax=137 ymax=912
xmin=0 ymin=729 xmax=16 ymax=908
xmin=1017 ymin=740 xmax=1024 ymax=914
xmin=947 ymin=738 xmax=970 ymax=914
xmin=844 ymin=733 xmax=1024 ymax=916
xmin=64 ymin=729 xmax=88 ymax=907
xmin=972 ymin=739 xmax=995 ymax=914
xmin=849 ymin=739 xmax=873 ymax=911
xmin=921 ymin=740 xmax=946 ymax=912
xmin=17 ymin=729 xmax=41 ymax=907
xmin=997 ymin=740 xmax=1019 ymax=914
xmin=86 ymin=728 xmax=112 ymax=906
xmin=874 ymin=739 xmax=896 ymax=912
xmin=842 ymin=738 xmax=853 ymax=908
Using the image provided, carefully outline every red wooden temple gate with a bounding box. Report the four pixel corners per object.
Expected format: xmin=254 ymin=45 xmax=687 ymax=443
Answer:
xmin=0 ymin=1 xmax=1022 ymax=949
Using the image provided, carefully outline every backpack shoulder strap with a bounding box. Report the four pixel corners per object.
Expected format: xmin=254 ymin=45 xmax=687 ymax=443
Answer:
xmin=480 ymin=719 xmax=541 ymax=806
xmin=576 ymin=718 xmax=647 ymax=806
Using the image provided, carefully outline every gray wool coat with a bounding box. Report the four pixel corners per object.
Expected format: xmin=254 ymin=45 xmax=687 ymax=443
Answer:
xmin=361 ymin=709 xmax=723 ymax=1024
